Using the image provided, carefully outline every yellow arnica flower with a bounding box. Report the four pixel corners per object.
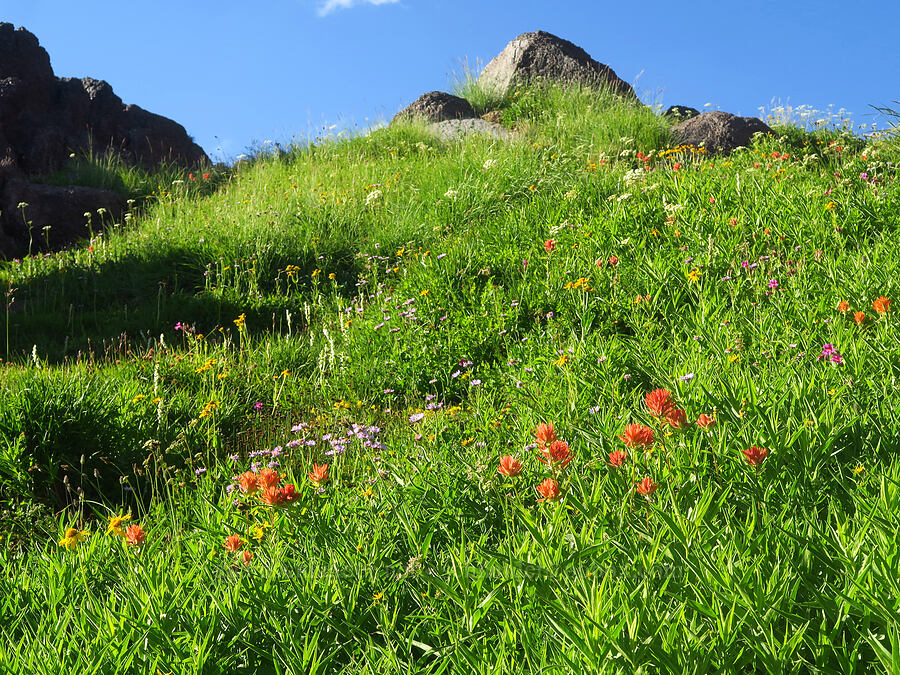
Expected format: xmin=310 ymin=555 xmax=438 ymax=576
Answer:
xmin=59 ymin=527 xmax=90 ymax=550
xmin=106 ymin=514 xmax=131 ymax=537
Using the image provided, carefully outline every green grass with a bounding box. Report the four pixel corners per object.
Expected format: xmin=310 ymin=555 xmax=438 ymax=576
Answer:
xmin=0 ymin=83 xmax=899 ymax=673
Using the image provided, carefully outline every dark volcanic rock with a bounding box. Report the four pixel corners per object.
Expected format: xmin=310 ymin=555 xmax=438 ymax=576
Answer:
xmin=670 ymin=111 xmax=772 ymax=154
xmin=663 ymin=105 xmax=700 ymax=122
xmin=479 ymin=31 xmax=636 ymax=100
xmin=0 ymin=178 xmax=125 ymax=256
xmin=0 ymin=23 xmax=208 ymax=256
xmin=393 ymin=91 xmax=475 ymax=123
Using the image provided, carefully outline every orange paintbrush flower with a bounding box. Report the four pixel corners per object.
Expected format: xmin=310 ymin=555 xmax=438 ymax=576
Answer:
xmin=538 ymin=440 xmax=573 ymax=469
xmin=635 ymin=476 xmax=658 ymax=498
xmin=837 ymin=300 xmax=849 ymax=313
xmin=533 ymin=422 xmax=558 ymax=448
xmin=544 ymin=239 xmax=556 ymax=253
xmin=497 ymin=455 xmax=523 ymax=477
xmin=224 ymin=534 xmax=244 ymax=552
xmin=742 ymin=446 xmax=768 ymax=466
xmin=645 ymin=388 xmax=674 ymax=417
xmin=258 ymin=468 xmax=280 ymax=489
xmin=308 ymin=463 xmax=329 ymax=487
xmin=608 ymin=450 xmax=627 ymax=467
xmin=873 ymin=296 xmax=890 ymax=314
xmin=279 ymin=483 xmax=300 ymax=503
xmin=854 ymin=311 xmax=866 ymax=325
xmin=258 ymin=486 xmax=284 ymax=506
xmin=696 ymin=414 xmax=716 ymax=429
xmin=124 ymin=524 xmax=146 ymax=547
xmin=535 ymin=478 xmax=561 ymax=502
xmin=238 ymin=471 xmax=259 ymax=494
xmin=241 ymin=550 xmax=253 ymax=565
xmin=666 ymin=408 xmax=689 ymax=429
xmin=619 ymin=423 xmax=654 ymax=448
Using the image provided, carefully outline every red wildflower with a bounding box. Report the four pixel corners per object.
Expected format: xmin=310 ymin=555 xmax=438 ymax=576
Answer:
xmin=544 ymin=239 xmax=556 ymax=253
xmin=241 ymin=550 xmax=253 ymax=565
xmin=635 ymin=476 xmax=658 ymax=498
xmin=308 ymin=463 xmax=329 ymax=487
xmin=873 ymin=296 xmax=890 ymax=314
xmin=696 ymin=414 xmax=715 ymax=429
xmin=619 ymin=424 xmax=654 ymax=448
xmin=224 ymin=534 xmax=243 ymax=552
xmin=666 ymin=408 xmax=689 ymax=430
xmin=533 ymin=422 xmax=558 ymax=448
xmin=188 ymin=173 xmax=195 ymax=181
xmin=202 ymin=172 xmax=211 ymax=180
xmin=742 ymin=446 xmax=768 ymax=466
xmin=607 ymin=450 xmax=627 ymax=467
xmin=497 ymin=455 xmax=523 ymax=477
xmin=608 ymin=255 xmax=619 ymax=267
xmin=258 ymin=468 xmax=280 ymax=489
xmin=854 ymin=311 xmax=866 ymax=325
xmin=645 ymin=388 xmax=674 ymax=417
xmin=673 ymin=162 xmax=682 ymax=171
xmin=538 ymin=440 xmax=573 ymax=469
xmin=124 ymin=524 xmax=146 ymax=547
xmin=535 ymin=478 xmax=561 ymax=502
xmin=238 ymin=471 xmax=259 ymax=494
xmin=837 ymin=300 xmax=849 ymax=313
xmin=258 ymin=486 xmax=284 ymax=506
xmin=279 ymin=483 xmax=299 ymax=503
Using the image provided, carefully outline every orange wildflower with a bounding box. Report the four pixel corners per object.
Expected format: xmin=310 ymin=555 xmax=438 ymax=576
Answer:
xmin=308 ymin=463 xmax=329 ymax=487
xmin=497 ymin=455 xmax=523 ymax=477
xmin=533 ymin=422 xmax=558 ymax=448
xmin=258 ymin=486 xmax=284 ymax=506
xmin=619 ymin=423 xmax=654 ymax=448
xmin=635 ymin=476 xmax=658 ymax=498
xmin=666 ymin=408 xmax=689 ymax=430
xmin=873 ymin=296 xmax=890 ymax=314
xmin=124 ymin=524 xmax=146 ymax=547
xmin=279 ymin=483 xmax=300 ymax=503
xmin=241 ymin=550 xmax=253 ymax=565
xmin=645 ymin=388 xmax=674 ymax=417
xmin=544 ymin=239 xmax=556 ymax=253
xmin=608 ymin=450 xmax=627 ymax=467
xmin=258 ymin=468 xmax=280 ymax=489
xmin=238 ymin=471 xmax=259 ymax=494
xmin=854 ymin=311 xmax=866 ymax=325
xmin=535 ymin=478 xmax=561 ymax=502
xmin=696 ymin=414 xmax=716 ymax=429
xmin=837 ymin=300 xmax=849 ymax=313
xmin=224 ymin=534 xmax=244 ymax=552
xmin=742 ymin=446 xmax=768 ymax=466
xmin=538 ymin=440 xmax=573 ymax=469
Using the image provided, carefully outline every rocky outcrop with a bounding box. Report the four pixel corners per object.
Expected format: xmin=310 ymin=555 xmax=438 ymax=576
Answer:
xmin=429 ymin=118 xmax=512 ymax=142
xmin=663 ymin=105 xmax=700 ymax=122
xmin=479 ymin=31 xmax=636 ymax=100
xmin=393 ymin=91 xmax=475 ymax=123
xmin=0 ymin=23 xmax=208 ymax=257
xmin=670 ymin=111 xmax=772 ymax=154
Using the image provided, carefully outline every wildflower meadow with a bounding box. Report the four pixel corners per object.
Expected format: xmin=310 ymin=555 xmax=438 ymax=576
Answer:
xmin=1 ymin=84 xmax=899 ymax=673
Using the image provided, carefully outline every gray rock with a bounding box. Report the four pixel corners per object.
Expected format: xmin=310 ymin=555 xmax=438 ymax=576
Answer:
xmin=670 ymin=111 xmax=772 ymax=154
xmin=393 ymin=91 xmax=475 ymax=123
xmin=0 ymin=178 xmax=125 ymax=256
xmin=429 ymin=118 xmax=512 ymax=142
xmin=663 ymin=105 xmax=700 ymax=122
xmin=479 ymin=31 xmax=636 ymax=99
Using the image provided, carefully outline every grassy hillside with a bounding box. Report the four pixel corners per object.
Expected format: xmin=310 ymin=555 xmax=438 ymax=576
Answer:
xmin=1 ymin=84 xmax=899 ymax=673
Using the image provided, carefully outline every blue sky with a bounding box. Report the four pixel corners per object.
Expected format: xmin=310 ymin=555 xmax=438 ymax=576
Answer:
xmin=5 ymin=1 xmax=899 ymax=162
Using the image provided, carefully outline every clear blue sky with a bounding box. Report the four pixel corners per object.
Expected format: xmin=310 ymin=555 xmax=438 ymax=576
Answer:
xmin=5 ymin=1 xmax=899 ymax=162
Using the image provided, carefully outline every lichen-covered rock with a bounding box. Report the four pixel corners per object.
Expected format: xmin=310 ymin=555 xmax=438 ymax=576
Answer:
xmin=479 ymin=31 xmax=636 ymax=99
xmin=670 ymin=111 xmax=772 ymax=154
xmin=663 ymin=105 xmax=700 ymax=122
xmin=429 ymin=118 xmax=512 ymax=142
xmin=393 ymin=91 xmax=475 ymax=123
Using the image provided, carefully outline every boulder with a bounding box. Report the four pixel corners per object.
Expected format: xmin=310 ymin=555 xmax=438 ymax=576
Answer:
xmin=479 ymin=31 xmax=636 ymax=99
xmin=670 ymin=111 xmax=772 ymax=154
xmin=663 ymin=105 xmax=700 ymax=122
xmin=394 ymin=91 xmax=475 ymax=123
xmin=0 ymin=178 xmax=125 ymax=255
xmin=429 ymin=118 xmax=512 ymax=143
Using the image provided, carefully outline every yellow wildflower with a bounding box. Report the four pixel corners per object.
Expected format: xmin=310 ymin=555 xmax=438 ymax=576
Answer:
xmin=58 ymin=527 xmax=90 ymax=550
xmin=106 ymin=514 xmax=131 ymax=537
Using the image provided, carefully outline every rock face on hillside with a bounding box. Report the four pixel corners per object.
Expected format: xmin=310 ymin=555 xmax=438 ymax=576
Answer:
xmin=670 ymin=111 xmax=772 ymax=154
xmin=0 ymin=23 xmax=208 ymax=257
xmin=479 ymin=31 xmax=636 ymax=100
xmin=393 ymin=91 xmax=475 ymax=123
xmin=663 ymin=105 xmax=700 ymax=122
xmin=430 ymin=118 xmax=512 ymax=142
